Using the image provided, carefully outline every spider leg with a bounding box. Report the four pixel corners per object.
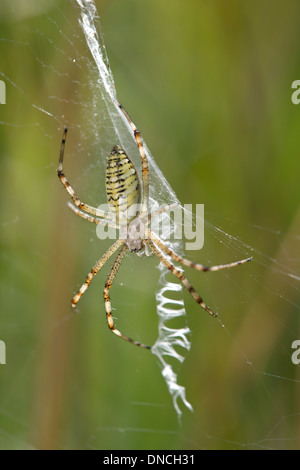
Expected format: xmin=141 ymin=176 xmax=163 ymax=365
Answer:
xmin=148 ymin=230 xmax=252 ymax=272
xmin=67 ymin=202 xmax=117 ymax=228
xmin=115 ymin=101 xmax=149 ymax=215
xmin=145 ymin=238 xmax=217 ymax=318
xmin=104 ymin=245 xmax=151 ymax=349
xmin=143 ymin=202 xmax=179 ymax=226
xmin=57 ymin=128 xmax=111 ymax=219
xmin=71 ymin=239 xmax=124 ymax=309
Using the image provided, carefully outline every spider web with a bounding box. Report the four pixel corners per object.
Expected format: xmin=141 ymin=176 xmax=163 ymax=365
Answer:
xmin=75 ymin=0 xmax=192 ymax=416
xmin=1 ymin=0 xmax=193 ymax=418
xmin=0 ymin=0 xmax=300 ymax=450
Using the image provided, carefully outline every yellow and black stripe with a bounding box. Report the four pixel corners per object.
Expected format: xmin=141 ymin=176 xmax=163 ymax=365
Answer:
xmin=106 ymin=145 xmax=141 ymax=221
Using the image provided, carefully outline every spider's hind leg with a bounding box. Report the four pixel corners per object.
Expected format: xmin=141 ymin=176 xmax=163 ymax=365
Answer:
xmin=104 ymin=244 xmax=151 ymax=349
xmin=148 ymin=230 xmax=252 ymax=272
xmin=145 ymin=238 xmax=217 ymax=318
xmin=71 ymin=239 xmax=124 ymax=309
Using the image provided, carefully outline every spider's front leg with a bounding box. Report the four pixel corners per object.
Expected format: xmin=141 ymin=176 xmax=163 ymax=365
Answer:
xmin=57 ymin=128 xmax=111 ymax=219
xmin=115 ymin=100 xmax=149 ymax=215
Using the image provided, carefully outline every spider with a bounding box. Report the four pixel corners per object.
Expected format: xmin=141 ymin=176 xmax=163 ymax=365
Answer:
xmin=57 ymin=100 xmax=251 ymax=350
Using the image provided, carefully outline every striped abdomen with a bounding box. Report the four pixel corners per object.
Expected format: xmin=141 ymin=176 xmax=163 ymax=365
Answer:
xmin=106 ymin=145 xmax=141 ymax=221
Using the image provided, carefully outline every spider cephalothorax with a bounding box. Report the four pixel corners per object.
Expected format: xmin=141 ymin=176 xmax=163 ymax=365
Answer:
xmin=57 ymin=100 xmax=251 ymax=349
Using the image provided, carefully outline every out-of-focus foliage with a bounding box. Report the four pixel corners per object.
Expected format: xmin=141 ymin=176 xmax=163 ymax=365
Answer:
xmin=0 ymin=0 xmax=299 ymax=450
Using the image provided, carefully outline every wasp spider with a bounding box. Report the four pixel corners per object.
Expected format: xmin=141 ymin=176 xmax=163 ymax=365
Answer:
xmin=57 ymin=101 xmax=251 ymax=349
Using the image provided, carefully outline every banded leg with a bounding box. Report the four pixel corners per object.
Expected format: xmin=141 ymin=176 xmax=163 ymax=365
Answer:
xmin=104 ymin=245 xmax=151 ymax=349
xmin=146 ymin=238 xmax=217 ymax=318
xmin=144 ymin=202 xmax=179 ymax=226
xmin=148 ymin=230 xmax=252 ymax=272
xmin=115 ymin=101 xmax=149 ymax=215
xmin=71 ymin=239 xmax=124 ymax=309
xmin=67 ymin=202 xmax=118 ymax=229
xmin=57 ymin=128 xmax=111 ymax=219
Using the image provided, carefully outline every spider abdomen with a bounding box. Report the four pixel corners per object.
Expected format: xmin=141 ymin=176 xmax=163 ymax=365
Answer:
xmin=106 ymin=146 xmax=141 ymax=221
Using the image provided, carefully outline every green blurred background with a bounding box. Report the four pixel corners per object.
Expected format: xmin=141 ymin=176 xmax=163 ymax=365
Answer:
xmin=0 ymin=0 xmax=300 ymax=450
